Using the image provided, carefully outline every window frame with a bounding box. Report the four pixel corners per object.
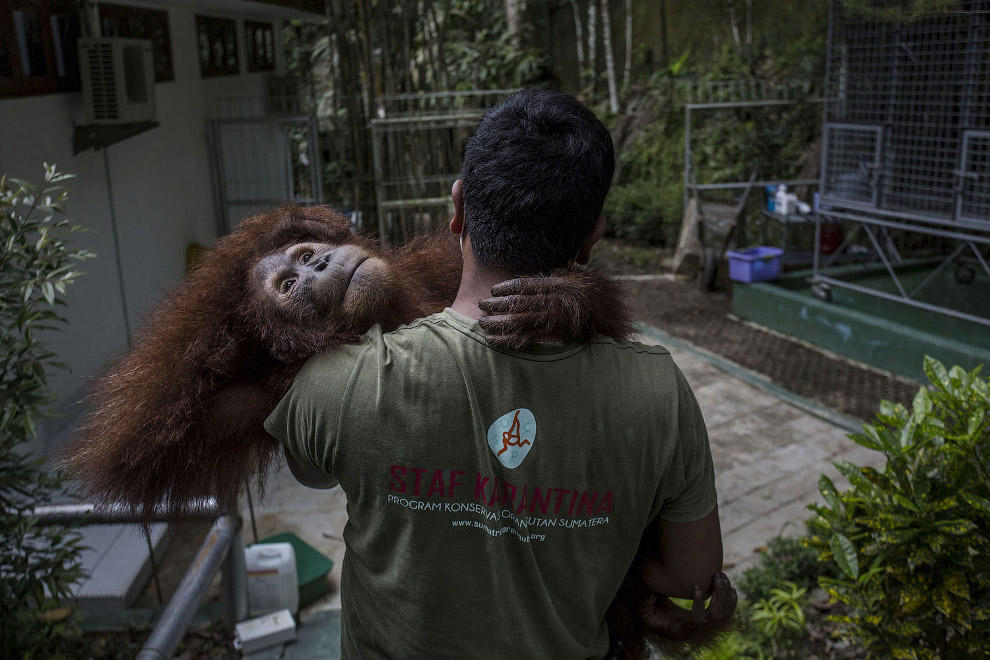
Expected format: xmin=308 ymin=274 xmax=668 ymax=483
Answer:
xmin=0 ymin=1 xmax=82 ymax=98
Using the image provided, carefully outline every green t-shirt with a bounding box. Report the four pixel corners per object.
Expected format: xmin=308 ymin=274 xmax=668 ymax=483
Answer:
xmin=264 ymin=308 xmax=716 ymax=660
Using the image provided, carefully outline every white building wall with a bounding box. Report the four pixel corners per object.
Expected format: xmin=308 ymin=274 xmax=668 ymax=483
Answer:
xmin=0 ymin=4 xmax=286 ymax=455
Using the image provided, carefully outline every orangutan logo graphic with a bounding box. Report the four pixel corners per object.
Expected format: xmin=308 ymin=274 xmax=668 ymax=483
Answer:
xmin=487 ymin=408 xmax=537 ymax=468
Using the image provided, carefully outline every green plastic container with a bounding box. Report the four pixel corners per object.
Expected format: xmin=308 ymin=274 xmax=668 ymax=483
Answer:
xmin=257 ymin=532 xmax=334 ymax=608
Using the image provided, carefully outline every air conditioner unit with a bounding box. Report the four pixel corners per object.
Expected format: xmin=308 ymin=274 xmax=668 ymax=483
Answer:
xmin=79 ymin=38 xmax=156 ymax=125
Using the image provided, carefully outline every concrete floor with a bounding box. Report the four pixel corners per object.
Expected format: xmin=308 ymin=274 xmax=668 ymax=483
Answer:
xmin=632 ymin=334 xmax=884 ymax=573
xmin=239 ymin=466 xmax=349 ymax=615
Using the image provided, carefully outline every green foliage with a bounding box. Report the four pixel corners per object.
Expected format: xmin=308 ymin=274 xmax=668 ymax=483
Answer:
xmin=840 ymin=0 xmax=960 ymax=22
xmin=605 ymin=90 xmax=686 ymax=246
xmin=444 ymin=0 xmax=546 ymax=89
xmin=605 ymin=178 xmax=679 ymax=246
xmin=606 ymin=17 xmax=827 ymax=248
xmin=749 ymin=582 xmax=808 ymax=652
xmin=739 ymin=534 xmax=829 ymax=602
xmin=1 ymin=165 xmax=92 ymax=657
xmin=693 ymin=631 xmax=750 ymax=660
xmin=807 ymin=357 xmax=990 ymax=659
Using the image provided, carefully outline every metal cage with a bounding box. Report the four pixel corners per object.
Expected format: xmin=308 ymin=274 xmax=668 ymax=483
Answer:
xmin=369 ymin=90 xmax=518 ymax=244
xmin=813 ymin=0 xmax=990 ymax=327
xmin=821 ymin=0 xmax=990 ymax=227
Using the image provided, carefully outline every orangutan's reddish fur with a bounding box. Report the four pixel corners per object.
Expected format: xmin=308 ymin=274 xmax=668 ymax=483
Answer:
xmin=65 ymin=205 xmax=633 ymax=516
xmin=64 ymin=205 xmax=688 ymax=657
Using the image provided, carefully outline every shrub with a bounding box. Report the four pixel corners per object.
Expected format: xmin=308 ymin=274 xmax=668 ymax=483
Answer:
xmin=605 ymin=99 xmax=685 ymax=247
xmin=1 ymin=165 xmax=93 ymax=657
xmin=738 ymin=534 xmax=827 ymax=602
xmin=605 ymin=179 xmax=677 ymax=246
xmin=807 ymin=357 xmax=990 ymax=659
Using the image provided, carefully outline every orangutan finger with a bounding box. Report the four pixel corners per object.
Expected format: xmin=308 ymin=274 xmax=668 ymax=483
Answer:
xmin=490 ymin=276 xmax=563 ymax=297
xmin=489 ymin=278 xmax=530 ymax=297
xmin=484 ymin=333 xmax=529 ymax=350
xmin=707 ymin=572 xmax=738 ymax=621
xmin=478 ymin=294 xmax=541 ymax=316
xmin=691 ymin=585 xmax=706 ymax=623
xmin=642 ymin=595 xmax=691 ymax=637
xmin=479 ymin=312 xmax=539 ymax=334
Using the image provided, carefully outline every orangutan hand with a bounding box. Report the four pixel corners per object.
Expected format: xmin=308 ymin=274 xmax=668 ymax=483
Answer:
xmin=642 ymin=572 xmax=738 ymax=645
xmin=479 ymin=269 xmax=633 ymax=349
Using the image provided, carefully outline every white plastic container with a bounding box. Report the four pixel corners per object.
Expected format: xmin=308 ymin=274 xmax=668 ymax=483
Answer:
xmin=245 ymin=542 xmax=299 ymax=617
xmin=232 ymin=609 xmax=296 ymax=654
xmin=775 ymin=185 xmax=791 ymax=215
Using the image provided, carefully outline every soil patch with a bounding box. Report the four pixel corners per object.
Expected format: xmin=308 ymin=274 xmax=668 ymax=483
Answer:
xmin=591 ymin=238 xmax=919 ymax=421
xmin=622 ymin=276 xmax=918 ymax=421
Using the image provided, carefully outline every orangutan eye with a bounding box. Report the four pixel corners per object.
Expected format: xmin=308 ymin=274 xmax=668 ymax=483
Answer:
xmin=280 ymin=278 xmax=296 ymax=295
xmin=300 ymin=252 xmax=312 ymax=264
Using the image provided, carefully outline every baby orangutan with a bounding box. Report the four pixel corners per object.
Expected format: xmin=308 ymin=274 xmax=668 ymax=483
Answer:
xmin=66 ymin=205 xmax=632 ymax=515
xmin=64 ymin=204 xmax=733 ymax=660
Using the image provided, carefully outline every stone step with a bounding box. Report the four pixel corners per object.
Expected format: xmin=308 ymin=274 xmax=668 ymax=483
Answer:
xmin=74 ymin=523 xmax=173 ymax=609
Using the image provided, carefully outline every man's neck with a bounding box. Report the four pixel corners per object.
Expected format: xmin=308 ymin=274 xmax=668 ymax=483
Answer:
xmin=449 ymin=250 xmax=518 ymax=320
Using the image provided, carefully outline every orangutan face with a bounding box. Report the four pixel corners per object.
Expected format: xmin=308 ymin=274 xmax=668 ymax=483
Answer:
xmin=254 ymin=241 xmax=394 ymax=324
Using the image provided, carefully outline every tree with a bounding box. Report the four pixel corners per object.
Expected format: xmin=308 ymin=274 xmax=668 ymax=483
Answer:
xmin=504 ymin=0 xmax=522 ymax=50
xmin=1 ymin=165 xmax=91 ymax=658
xmin=569 ymin=0 xmax=586 ymax=89
xmin=623 ymin=0 xmax=632 ymax=91
xmin=600 ymin=0 xmax=619 ymax=113
xmin=587 ymin=1 xmax=597 ymax=94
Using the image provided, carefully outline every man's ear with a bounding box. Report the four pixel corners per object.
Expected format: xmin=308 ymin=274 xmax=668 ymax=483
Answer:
xmin=449 ymin=179 xmax=465 ymax=236
xmin=575 ymin=214 xmax=607 ymax=265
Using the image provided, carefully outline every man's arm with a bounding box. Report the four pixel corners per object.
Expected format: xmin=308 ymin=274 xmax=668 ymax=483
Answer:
xmin=643 ymin=506 xmax=724 ymax=598
xmin=283 ymin=446 xmax=338 ymax=489
xmin=636 ymin=507 xmax=737 ymax=650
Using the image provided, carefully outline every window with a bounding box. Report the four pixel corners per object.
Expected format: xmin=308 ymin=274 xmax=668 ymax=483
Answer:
xmin=196 ymin=16 xmax=238 ymax=78
xmin=244 ymin=21 xmax=275 ymax=73
xmin=99 ymin=3 xmax=173 ymax=82
xmin=0 ymin=1 xmax=81 ymax=98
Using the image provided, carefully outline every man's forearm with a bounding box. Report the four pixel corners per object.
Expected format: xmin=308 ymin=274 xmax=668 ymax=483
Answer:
xmin=641 ymin=557 xmax=716 ymax=600
xmin=642 ymin=507 xmax=724 ymax=599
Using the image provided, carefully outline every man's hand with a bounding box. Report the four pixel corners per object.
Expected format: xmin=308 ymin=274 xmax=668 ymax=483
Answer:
xmin=642 ymin=572 xmax=737 ymax=650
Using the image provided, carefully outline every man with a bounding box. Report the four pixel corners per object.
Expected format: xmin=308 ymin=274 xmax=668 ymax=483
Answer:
xmin=265 ymin=89 xmax=730 ymax=659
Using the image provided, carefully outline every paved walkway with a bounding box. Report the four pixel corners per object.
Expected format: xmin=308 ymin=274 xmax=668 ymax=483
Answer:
xmin=632 ymin=330 xmax=883 ymax=573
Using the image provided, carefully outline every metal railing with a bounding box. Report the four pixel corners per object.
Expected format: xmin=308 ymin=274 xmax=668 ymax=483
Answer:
xmin=31 ymin=499 xmax=248 ymax=660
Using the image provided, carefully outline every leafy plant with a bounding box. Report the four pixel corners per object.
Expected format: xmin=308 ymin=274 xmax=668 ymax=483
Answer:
xmin=739 ymin=533 xmax=830 ymax=602
xmin=604 ymin=90 xmax=686 ymax=247
xmin=1 ymin=164 xmax=93 ymax=658
xmin=807 ymin=357 xmax=990 ymax=659
xmin=749 ymin=582 xmax=807 ymax=652
xmin=693 ymin=631 xmax=750 ymax=660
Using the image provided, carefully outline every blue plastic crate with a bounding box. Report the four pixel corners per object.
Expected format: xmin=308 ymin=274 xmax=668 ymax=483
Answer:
xmin=726 ymin=246 xmax=784 ymax=283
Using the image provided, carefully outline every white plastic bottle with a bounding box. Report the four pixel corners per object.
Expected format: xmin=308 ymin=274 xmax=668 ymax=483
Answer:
xmin=775 ymin=185 xmax=791 ymax=215
xmin=245 ymin=542 xmax=299 ymax=617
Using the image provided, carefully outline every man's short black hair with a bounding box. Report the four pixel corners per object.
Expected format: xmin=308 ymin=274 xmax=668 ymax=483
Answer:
xmin=460 ymin=89 xmax=615 ymax=273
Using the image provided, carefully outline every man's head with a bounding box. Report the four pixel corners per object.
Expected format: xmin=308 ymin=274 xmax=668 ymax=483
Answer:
xmin=454 ymin=89 xmax=614 ymax=274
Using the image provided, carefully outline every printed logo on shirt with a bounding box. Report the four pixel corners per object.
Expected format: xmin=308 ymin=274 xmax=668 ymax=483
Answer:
xmin=487 ymin=408 xmax=536 ymax=469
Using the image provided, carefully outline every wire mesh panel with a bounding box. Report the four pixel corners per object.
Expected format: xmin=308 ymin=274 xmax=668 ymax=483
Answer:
xmin=822 ymin=0 xmax=990 ymax=227
xmin=208 ymin=116 xmax=321 ymax=235
xmin=369 ymin=90 xmax=518 ymax=244
xmin=960 ymin=131 xmax=990 ymax=223
xmin=822 ymin=124 xmax=882 ymax=205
